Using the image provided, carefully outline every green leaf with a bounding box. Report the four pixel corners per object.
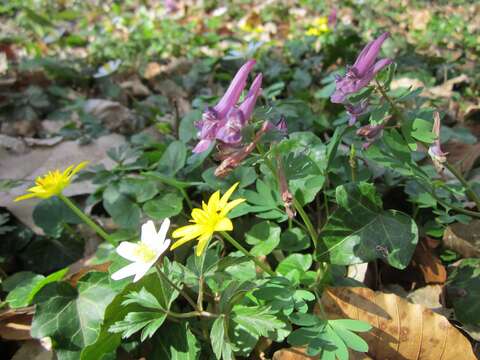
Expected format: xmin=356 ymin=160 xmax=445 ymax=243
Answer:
xmin=446 ymin=258 xmax=480 ymax=326
xmin=118 ymin=178 xmax=158 ymax=203
xmin=329 ymin=320 xmax=370 ymax=352
xmin=4 ymin=268 xmax=68 ymax=308
xmin=31 ymin=272 xmax=117 ymax=358
xmin=243 ymin=179 xmax=287 ymax=221
xmin=211 ymin=316 xmax=234 ymax=360
xmin=278 ymin=227 xmax=310 ymax=251
xmin=143 ymin=191 xmax=183 ymax=219
xmin=276 ymin=254 xmax=312 ymax=285
xmin=411 ymin=118 xmax=436 ymax=143
xmin=81 ymin=262 xmax=179 ymax=360
xmin=33 ymin=197 xmax=81 ymax=236
xmin=157 ymin=141 xmax=187 ymax=176
xmin=179 ymin=110 xmax=202 ymax=143
xmin=149 ymin=322 xmax=200 ymax=360
xmin=232 ymin=305 xmax=285 ymax=338
xmin=245 ymin=221 xmax=281 ymax=256
xmin=319 ymin=182 xmax=418 ymax=269
xmin=103 ymin=184 xmax=141 ymax=229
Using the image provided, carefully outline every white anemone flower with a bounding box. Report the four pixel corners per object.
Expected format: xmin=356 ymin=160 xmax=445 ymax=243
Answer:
xmin=111 ymin=219 xmax=171 ymax=282
xmin=93 ymin=59 xmax=122 ymax=78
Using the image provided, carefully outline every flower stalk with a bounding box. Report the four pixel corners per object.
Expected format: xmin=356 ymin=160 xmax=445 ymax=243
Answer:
xmin=220 ymin=231 xmax=275 ymax=276
xmin=58 ymin=194 xmax=114 ymax=245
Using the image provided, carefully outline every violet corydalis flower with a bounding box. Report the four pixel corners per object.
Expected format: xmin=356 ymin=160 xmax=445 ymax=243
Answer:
xmin=428 ymin=112 xmax=448 ymax=173
xmin=193 ymin=60 xmax=262 ymax=153
xmin=345 ymin=99 xmax=369 ymax=126
xmin=357 ymin=123 xmax=384 ymax=149
xmin=331 ymin=32 xmax=392 ymax=104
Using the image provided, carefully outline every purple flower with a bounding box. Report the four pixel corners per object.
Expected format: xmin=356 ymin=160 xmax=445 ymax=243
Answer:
xmin=345 ymin=99 xmax=369 ymax=126
xmin=328 ymin=8 xmax=337 ymax=28
xmin=356 ymin=123 xmax=384 ymax=149
xmin=193 ymin=60 xmax=262 ymax=153
xmin=428 ymin=112 xmax=448 ymax=173
xmin=331 ymin=32 xmax=392 ymax=104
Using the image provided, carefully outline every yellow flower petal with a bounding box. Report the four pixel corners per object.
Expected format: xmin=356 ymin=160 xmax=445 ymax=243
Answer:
xmin=220 ymin=198 xmax=246 ymax=217
xmin=219 ymin=182 xmax=240 ymax=208
xmin=207 ymin=190 xmax=220 ymax=214
xmin=172 ymin=224 xmax=203 ymax=240
xmin=195 ymin=232 xmax=213 ymax=256
xmin=214 ymin=217 xmax=233 ymax=232
xmin=191 ymin=208 xmax=208 ymax=224
xmin=68 ymin=161 xmax=89 ymax=179
xmin=14 ymin=193 xmax=38 ymax=202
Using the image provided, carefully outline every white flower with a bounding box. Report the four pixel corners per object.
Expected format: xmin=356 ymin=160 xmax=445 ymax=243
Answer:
xmin=111 ymin=219 xmax=171 ymax=282
xmin=93 ymin=59 xmax=122 ymax=78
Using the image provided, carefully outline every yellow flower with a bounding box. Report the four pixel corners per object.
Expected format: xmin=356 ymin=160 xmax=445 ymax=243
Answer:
xmin=171 ymin=182 xmax=245 ymax=256
xmin=14 ymin=161 xmax=89 ymax=202
xmin=306 ymin=16 xmax=330 ymax=36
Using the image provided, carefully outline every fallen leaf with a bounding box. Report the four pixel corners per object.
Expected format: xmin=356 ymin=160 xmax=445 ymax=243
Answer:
xmin=11 ymin=340 xmax=54 ymax=360
xmin=443 ymin=141 xmax=480 ymax=174
xmin=83 ymin=99 xmax=141 ymax=134
xmin=406 ymin=285 xmax=452 ymax=318
xmin=411 ymin=240 xmax=447 ymax=284
xmin=424 ymin=74 xmax=469 ymax=99
xmin=322 ymin=287 xmax=476 ymax=360
xmin=443 ymin=221 xmax=480 ymax=258
xmin=272 ymin=347 xmax=371 ymax=360
xmin=120 ymin=76 xmax=151 ymax=97
xmin=0 ymin=307 xmax=34 ymax=341
xmin=0 ymin=134 xmax=125 ymax=232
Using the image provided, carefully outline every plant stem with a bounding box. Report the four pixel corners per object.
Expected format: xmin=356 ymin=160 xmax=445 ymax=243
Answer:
xmin=444 ymin=162 xmax=480 ymax=211
xmin=155 ymin=264 xmax=199 ymax=311
xmin=429 ymin=190 xmax=480 ymax=219
xmin=220 ymin=231 xmax=275 ymax=276
xmin=375 ymin=79 xmax=402 ymax=119
xmin=293 ymin=198 xmax=318 ymax=250
xmin=58 ymin=194 xmax=114 ymax=245
xmin=166 ymin=309 xmax=217 ymax=319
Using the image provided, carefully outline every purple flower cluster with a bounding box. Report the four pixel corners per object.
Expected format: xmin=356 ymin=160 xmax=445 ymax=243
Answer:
xmin=331 ymin=32 xmax=392 ymax=104
xmin=193 ymin=60 xmax=262 ymax=153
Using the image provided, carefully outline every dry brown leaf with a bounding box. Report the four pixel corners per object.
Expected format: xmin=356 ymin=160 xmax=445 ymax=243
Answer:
xmin=443 ymin=141 xmax=480 ymax=174
xmin=443 ymin=221 xmax=480 ymax=258
xmin=322 ymin=287 xmax=476 ymax=360
xmin=11 ymin=340 xmax=54 ymax=360
xmin=411 ymin=240 xmax=447 ymax=284
xmin=0 ymin=307 xmax=34 ymax=341
xmin=272 ymin=347 xmax=372 ymax=360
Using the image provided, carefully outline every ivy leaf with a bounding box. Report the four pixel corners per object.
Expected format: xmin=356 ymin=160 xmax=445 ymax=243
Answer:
xmin=149 ymin=322 xmax=201 ymax=360
xmin=319 ymin=182 xmax=418 ymax=269
xmin=3 ymin=268 xmax=68 ymax=308
xmin=446 ymin=258 xmax=480 ymax=326
xmin=245 ymin=221 xmax=281 ymax=256
xmin=31 ymin=272 xmax=118 ymax=359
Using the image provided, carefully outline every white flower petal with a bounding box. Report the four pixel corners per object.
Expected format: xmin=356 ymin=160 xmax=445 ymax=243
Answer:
xmin=156 ymin=218 xmax=171 ymax=244
xmin=116 ymin=242 xmax=142 ymax=262
xmin=132 ymin=263 xmax=153 ymax=282
xmin=159 ymin=238 xmax=171 ymax=255
xmin=111 ymin=262 xmax=143 ymax=281
xmin=141 ymin=220 xmax=158 ymax=246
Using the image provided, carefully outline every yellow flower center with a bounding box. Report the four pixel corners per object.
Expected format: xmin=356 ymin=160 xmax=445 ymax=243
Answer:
xmin=133 ymin=243 xmax=156 ymax=263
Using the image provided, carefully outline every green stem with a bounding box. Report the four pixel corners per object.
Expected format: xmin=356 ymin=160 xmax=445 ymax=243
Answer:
xmin=444 ymin=162 xmax=480 ymax=211
xmin=155 ymin=264 xmax=199 ymax=311
xmin=220 ymin=232 xmax=275 ymax=276
xmin=293 ymin=198 xmax=318 ymax=250
xmin=375 ymin=79 xmax=402 ymax=119
xmin=166 ymin=310 xmax=217 ymax=319
xmin=429 ymin=189 xmax=480 ymax=219
xmin=58 ymin=194 xmax=114 ymax=245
